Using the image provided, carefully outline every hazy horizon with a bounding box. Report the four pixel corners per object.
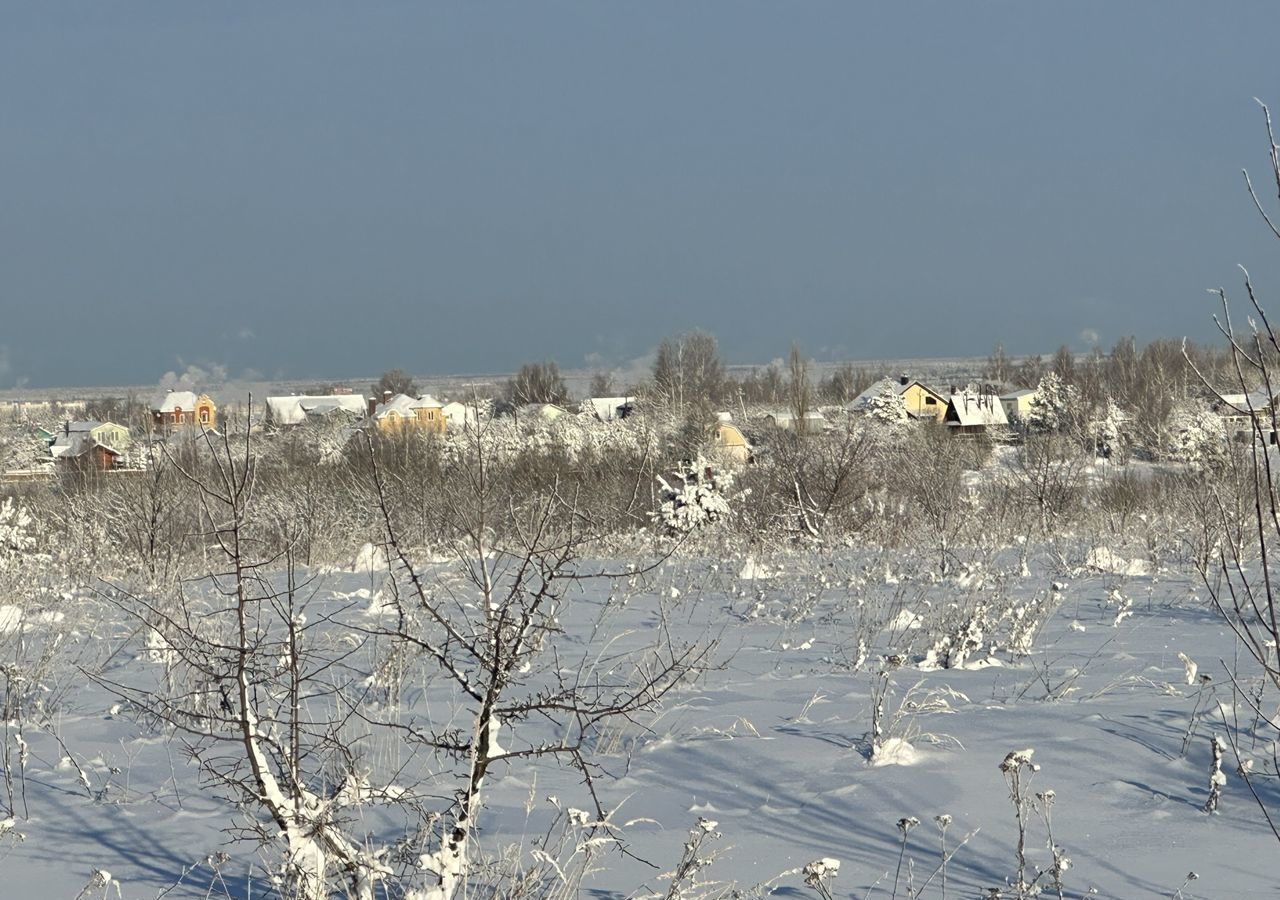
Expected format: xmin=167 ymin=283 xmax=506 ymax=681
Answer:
xmin=5 ymin=3 xmax=1280 ymax=389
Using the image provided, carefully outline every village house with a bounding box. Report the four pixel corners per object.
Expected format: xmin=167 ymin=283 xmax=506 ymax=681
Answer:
xmin=999 ymin=388 xmax=1039 ymax=424
xmin=1214 ymin=390 xmax=1279 ymax=443
xmin=710 ymin=419 xmax=752 ymax=465
xmin=849 ymin=375 xmax=947 ymax=421
xmin=368 ymin=393 xmax=447 ymax=434
xmin=584 ymin=396 xmax=636 ymax=423
xmin=441 ymin=401 xmax=479 ymax=429
xmin=50 ymin=421 xmax=130 ymax=472
xmin=264 ymin=394 xmax=367 ymax=427
xmin=944 ymin=389 xmax=1011 ymax=437
xmin=763 ymin=410 xmax=827 ymax=433
xmin=151 ymin=391 xmax=217 ymax=432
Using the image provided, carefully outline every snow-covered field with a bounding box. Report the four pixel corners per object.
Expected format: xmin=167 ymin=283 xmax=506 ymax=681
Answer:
xmin=2 ymin=545 xmax=1270 ymax=899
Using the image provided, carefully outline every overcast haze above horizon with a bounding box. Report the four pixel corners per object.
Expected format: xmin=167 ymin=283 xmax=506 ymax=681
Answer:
xmin=3 ymin=2 xmax=1280 ymax=390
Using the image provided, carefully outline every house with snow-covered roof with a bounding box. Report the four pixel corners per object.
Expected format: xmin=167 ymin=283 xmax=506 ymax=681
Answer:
xmin=763 ymin=410 xmax=827 ymax=433
xmin=50 ymin=421 xmax=128 ymax=472
xmin=583 ymin=396 xmax=636 ymax=423
xmin=710 ymin=420 xmax=752 ymax=466
xmin=848 ymin=375 xmax=946 ymax=421
xmin=944 ymin=389 xmax=1011 ymax=437
xmin=264 ymin=395 xmax=366 ymax=428
xmin=50 ymin=421 xmax=131 ymax=459
xmin=1214 ymin=389 xmax=1280 ymax=443
xmin=369 ymin=393 xmax=447 ymax=435
xmin=441 ymin=401 xmax=479 ymax=429
xmin=151 ymin=391 xmax=216 ymax=433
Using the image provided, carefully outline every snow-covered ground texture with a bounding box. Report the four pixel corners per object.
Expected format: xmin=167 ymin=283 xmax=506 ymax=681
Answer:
xmin=1 ymin=546 xmax=1271 ymax=899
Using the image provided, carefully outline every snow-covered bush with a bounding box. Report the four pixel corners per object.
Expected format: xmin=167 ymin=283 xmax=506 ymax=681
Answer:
xmin=1165 ymin=402 xmax=1228 ymax=470
xmin=0 ymin=498 xmax=34 ymax=556
xmin=654 ymin=459 xmax=737 ymax=534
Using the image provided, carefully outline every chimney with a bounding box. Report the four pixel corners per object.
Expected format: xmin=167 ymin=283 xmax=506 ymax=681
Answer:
xmin=367 ymin=396 xmax=378 ymax=418
xmin=899 ymin=373 xmax=909 ymax=386
xmin=383 ymin=390 xmax=392 ymax=404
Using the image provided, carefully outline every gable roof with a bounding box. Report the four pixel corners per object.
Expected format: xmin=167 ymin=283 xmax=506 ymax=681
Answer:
xmin=849 ymin=377 xmax=943 ymax=412
xmin=152 ymin=391 xmax=211 ymax=413
xmin=1218 ymin=391 xmax=1277 ymax=414
xmin=372 ymin=393 xmax=417 ymax=419
xmin=153 ymin=391 xmax=197 ymax=413
xmin=585 ymin=396 xmax=635 ymax=422
xmin=51 ymin=433 xmax=122 ymax=460
xmin=945 ymin=391 xmax=1010 ymax=428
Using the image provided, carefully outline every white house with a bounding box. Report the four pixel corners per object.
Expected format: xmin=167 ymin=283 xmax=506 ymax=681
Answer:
xmin=763 ymin=410 xmax=827 ymax=432
xmin=265 ymin=395 xmax=367 ymax=427
xmin=442 ymin=401 xmax=480 ymax=429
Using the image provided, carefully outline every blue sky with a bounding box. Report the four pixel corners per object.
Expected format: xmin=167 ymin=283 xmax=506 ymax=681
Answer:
xmin=2 ymin=2 xmax=1279 ymax=388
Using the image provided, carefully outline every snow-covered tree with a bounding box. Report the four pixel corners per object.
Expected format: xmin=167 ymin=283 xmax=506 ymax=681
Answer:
xmin=1084 ymin=396 xmax=1126 ymax=459
xmin=1026 ymin=372 xmax=1079 ymax=433
xmin=864 ymin=383 xmax=909 ymax=429
xmin=1165 ymin=402 xmax=1227 ymax=470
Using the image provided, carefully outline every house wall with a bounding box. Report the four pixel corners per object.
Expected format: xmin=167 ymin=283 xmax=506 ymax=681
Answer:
xmin=413 ymin=406 xmax=447 ymax=434
xmin=151 ymin=397 xmax=216 ymax=431
xmin=376 ymin=411 xmax=405 ymax=433
xmin=713 ymin=423 xmax=751 ymax=464
xmin=194 ymin=397 xmax=217 ymax=429
xmin=1001 ymin=395 xmax=1036 ymax=422
xmin=91 ymin=423 xmax=131 ymax=449
xmin=902 ymin=384 xmax=946 ymax=421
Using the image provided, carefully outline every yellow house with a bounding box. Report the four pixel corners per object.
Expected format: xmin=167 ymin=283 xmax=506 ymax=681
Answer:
xmin=711 ymin=421 xmax=752 ymax=465
xmin=372 ymin=394 xmax=447 ymax=435
xmin=410 ymin=395 xmax=446 ymax=433
xmin=999 ymin=388 xmax=1039 ymax=424
xmin=850 ymin=376 xmax=947 ymax=422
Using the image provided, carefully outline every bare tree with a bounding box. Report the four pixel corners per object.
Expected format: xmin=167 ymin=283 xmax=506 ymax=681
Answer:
xmin=1188 ymin=100 xmax=1280 ymax=845
xmin=100 ymin=403 xmax=709 ymax=899
xmin=372 ymin=368 xmax=418 ymax=400
xmin=653 ymin=330 xmax=726 ymax=413
xmin=788 ymin=342 xmax=812 ymax=435
xmin=503 ymin=360 xmax=570 ymax=409
xmin=984 ymin=342 xmax=1014 ymax=386
xmin=818 ymin=362 xmax=873 ymax=405
xmin=588 ymin=370 xmax=614 ymax=396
